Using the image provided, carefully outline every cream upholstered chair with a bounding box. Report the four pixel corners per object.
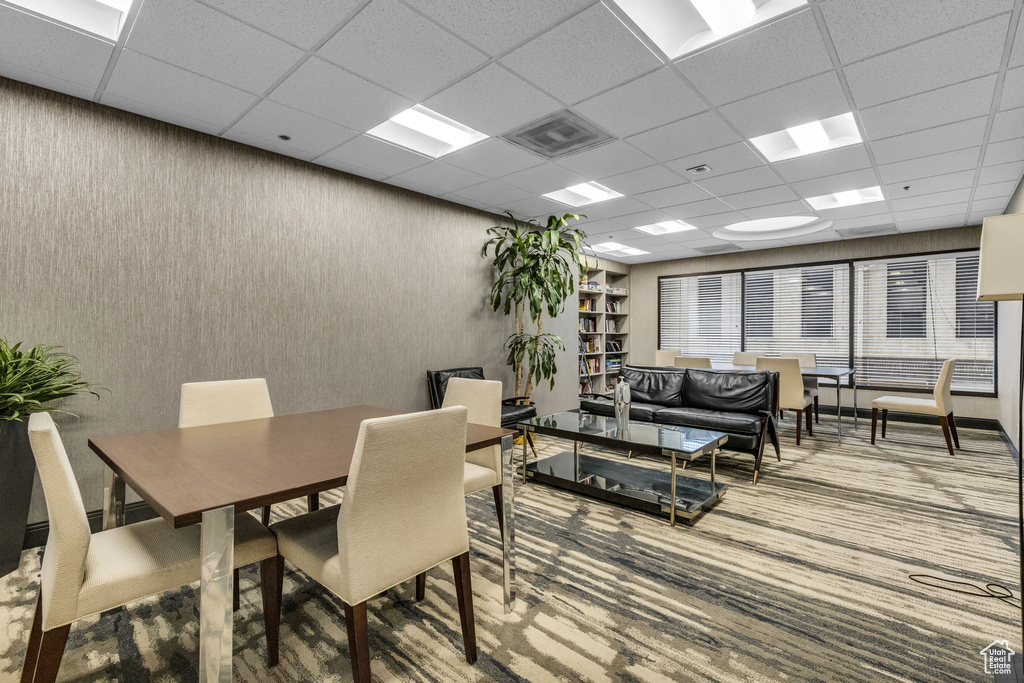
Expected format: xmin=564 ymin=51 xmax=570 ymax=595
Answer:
xmin=781 ymin=352 xmax=820 ymax=423
xmin=269 ymin=407 xmax=476 ymax=683
xmin=733 ymin=351 xmax=761 ymax=365
xmin=674 ymin=356 xmax=712 ymax=369
xmin=757 ymin=357 xmax=814 ymax=445
xmin=22 ymin=413 xmax=281 ymax=683
xmin=872 ymin=359 xmax=959 ymax=455
xmin=442 ymin=377 xmax=506 ymax=539
xmin=654 ymin=349 xmax=682 ymax=366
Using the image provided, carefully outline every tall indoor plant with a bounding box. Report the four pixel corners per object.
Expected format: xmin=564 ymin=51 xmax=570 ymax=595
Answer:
xmin=0 ymin=340 xmax=96 ymax=576
xmin=484 ymin=212 xmax=586 ymax=400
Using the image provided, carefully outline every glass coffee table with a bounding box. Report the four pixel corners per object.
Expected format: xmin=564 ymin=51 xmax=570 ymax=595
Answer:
xmin=518 ymin=410 xmax=729 ymax=525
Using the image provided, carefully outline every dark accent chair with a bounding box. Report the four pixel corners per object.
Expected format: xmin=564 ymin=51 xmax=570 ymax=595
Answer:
xmin=581 ymin=365 xmax=780 ymax=483
xmin=427 ymin=367 xmax=538 ymax=456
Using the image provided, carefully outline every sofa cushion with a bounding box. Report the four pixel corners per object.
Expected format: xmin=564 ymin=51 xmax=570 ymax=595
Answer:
xmin=500 ymin=402 xmax=537 ymax=428
xmin=654 ymin=406 xmax=763 ymax=435
xmin=682 ymin=369 xmax=773 ymax=413
xmin=579 ymin=397 xmax=664 ymax=422
xmin=619 ymin=366 xmax=685 ymax=406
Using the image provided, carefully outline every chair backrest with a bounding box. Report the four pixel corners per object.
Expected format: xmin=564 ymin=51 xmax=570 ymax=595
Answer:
xmin=178 ymin=378 xmax=274 ymax=428
xmin=426 ymin=367 xmax=485 ymax=409
xmin=733 ymin=351 xmax=761 ymax=365
xmin=27 ymin=413 xmax=91 ymax=630
xmin=443 ymin=377 xmax=502 ymax=475
xmin=756 ymin=357 xmax=804 ymax=411
xmin=781 ymin=352 xmax=817 ymax=369
xmin=934 ymin=359 xmax=956 ymax=414
xmin=674 ymin=356 xmax=712 ymax=369
xmin=336 ymin=407 xmax=469 ymax=605
xmin=654 ymin=350 xmax=681 ymax=366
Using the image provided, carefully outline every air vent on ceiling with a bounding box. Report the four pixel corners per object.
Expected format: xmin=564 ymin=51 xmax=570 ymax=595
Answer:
xmin=687 ymin=164 xmax=712 ymax=174
xmin=502 ymin=110 xmax=614 ymax=159
xmin=838 ymin=225 xmax=897 ymax=237
xmin=695 ymin=244 xmax=741 ymax=255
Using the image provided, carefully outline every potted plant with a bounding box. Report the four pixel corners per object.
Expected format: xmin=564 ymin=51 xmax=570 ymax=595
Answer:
xmin=0 ymin=340 xmax=96 ymax=576
xmin=484 ymin=212 xmax=586 ymax=401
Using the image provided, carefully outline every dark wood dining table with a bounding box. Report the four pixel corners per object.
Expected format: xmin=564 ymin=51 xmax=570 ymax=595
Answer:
xmin=88 ymin=405 xmax=517 ymax=682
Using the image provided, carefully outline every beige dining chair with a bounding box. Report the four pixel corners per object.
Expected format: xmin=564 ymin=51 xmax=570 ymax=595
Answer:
xmin=757 ymin=357 xmax=814 ymax=445
xmin=22 ymin=413 xmax=281 ymax=683
xmin=269 ymin=407 xmax=476 ymax=683
xmin=733 ymin=351 xmax=761 ymax=365
xmin=654 ymin=349 xmax=682 ymax=366
xmin=674 ymin=356 xmax=712 ymax=369
xmin=781 ymin=352 xmax=820 ymax=423
xmin=872 ymin=359 xmax=959 ymax=455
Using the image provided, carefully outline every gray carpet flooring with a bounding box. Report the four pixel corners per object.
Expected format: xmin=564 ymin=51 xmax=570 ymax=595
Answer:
xmin=0 ymin=415 xmax=1018 ymax=681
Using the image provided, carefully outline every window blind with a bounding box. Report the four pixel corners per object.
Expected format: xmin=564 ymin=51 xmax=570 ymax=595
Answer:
xmin=660 ymin=273 xmax=742 ymax=362
xmin=853 ymin=252 xmax=994 ymax=392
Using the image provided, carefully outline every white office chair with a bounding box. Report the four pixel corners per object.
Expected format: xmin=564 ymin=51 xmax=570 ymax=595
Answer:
xmin=269 ymin=407 xmax=477 ymax=683
xmin=733 ymin=351 xmax=762 ymax=365
xmin=654 ymin=349 xmax=682 ymax=366
xmin=674 ymin=356 xmax=712 ymax=369
xmin=21 ymin=413 xmax=280 ymax=683
xmin=781 ymin=352 xmax=820 ymax=423
xmin=872 ymin=359 xmax=959 ymax=455
xmin=757 ymin=357 xmax=815 ymax=445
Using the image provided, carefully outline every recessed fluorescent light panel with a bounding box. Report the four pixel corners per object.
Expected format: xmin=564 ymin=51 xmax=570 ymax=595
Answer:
xmin=611 ymin=0 xmax=806 ymax=59
xmin=367 ymin=105 xmax=487 ymax=158
xmin=749 ymin=112 xmax=862 ymax=162
xmin=588 ymin=242 xmax=649 ymax=257
xmin=634 ymin=220 xmax=697 ymax=235
xmin=805 ymin=186 xmax=884 ymax=210
xmin=543 ymin=182 xmax=623 ymax=207
xmin=8 ymin=0 xmax=134 ymax=39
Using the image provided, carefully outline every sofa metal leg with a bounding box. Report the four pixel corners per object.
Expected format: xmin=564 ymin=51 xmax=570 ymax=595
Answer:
xmin=881 ymin=409 xmax=888 ymax=438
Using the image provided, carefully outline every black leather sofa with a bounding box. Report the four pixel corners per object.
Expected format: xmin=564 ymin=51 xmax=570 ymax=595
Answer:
xmin=426 ymin=367 xmax=538 ymax=453
xmin=580 ymin=365 xmax=780 ymax=482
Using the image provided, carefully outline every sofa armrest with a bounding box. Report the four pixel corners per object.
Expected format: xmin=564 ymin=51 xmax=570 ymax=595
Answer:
xmin=579 ymin=392 xmax=613 ymax=400
xmin=502 ymin=396 xmax=534 ymax=406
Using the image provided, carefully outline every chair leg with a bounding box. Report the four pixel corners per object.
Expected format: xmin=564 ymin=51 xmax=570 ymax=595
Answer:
xmin=767 ymin=418 xmax=781 ymax=459
xmin=233 ymin=568 xmax=240 ymax=611
xmin=307 ymin=494 xmax=320 ymax=512
xmin=939 ymin=416 xmax=955 ymax=456
xmin=795 ymin=410 xmax=802 ymax=446
xmin=261 ymin=555 xmax=283 ymax=667
xmin=491 ymin=485 xmax=504 ymax=540
xmin=814 ymin=395 xmax=819 ymax=424
xmin=452 ymin=552 xmax=477 ymax=665
xmin=343 ymin=601 xmax=371 ymax=683
xmin=805 ymin=405 xmax=813 ymax=437
xmin=415 ymin=572 xmax=426 ymax=602
xmin=881 ymin=409 xmax=888 ymax=438
xmin=21 ymin=597 xmax=44 ymax=683
xmin=871 ymin=408 xmax=878 ymax=444
xmin=752 ymin=437 xmax=766 ymax=485
xmin=948 ymin=412 xmax=961 ymax=449
xmin=526 ymin=432 xmax=538 ymax=459
xmin=27 ymin=625 xmax=70 ymax=683
xmin=261 ymin=506 xmax=272 ymax=526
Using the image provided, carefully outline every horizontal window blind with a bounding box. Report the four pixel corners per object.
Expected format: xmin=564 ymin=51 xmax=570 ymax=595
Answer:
xmin=660 ymin=273 xmax=741 ymax=362
xmin=853 ymin=252 xmax=994 ymax=392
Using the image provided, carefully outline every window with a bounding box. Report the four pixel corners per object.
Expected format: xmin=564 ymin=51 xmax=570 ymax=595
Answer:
xmin=886 ymin=260 xmax=927 ymax=338
xmin=956 ymin=256 xmax=994 ymax=338
xmin=745 ymin=273 xmax=774 ymax=338
xmin=801 ymin=268 xmax=834 ymax=338
xmin=698 ymin=276 xmax=722 ymax=336
xmin=659 ymin=273 xmax=742 ymax=362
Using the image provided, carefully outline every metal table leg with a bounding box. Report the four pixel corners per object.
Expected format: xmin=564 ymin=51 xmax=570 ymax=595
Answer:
xmin=710 ymin=449 xmax=716 ymax=485
xmin=102 ymin=466 xmax=125 ymax=530
xmin=521 ymin=427 xmax=529 ymax=483
xmin=669 ymin=452 xmax=677 ymax=527
xmin=200 ymin=505 xmax=234 ymax=683
xmin=836 ymin=381 xmax=843 ymax=445
xmin=499 ymin=433 xmax=517 ymax=614
xmin=852 ymin=375 xmax=858 ymax=429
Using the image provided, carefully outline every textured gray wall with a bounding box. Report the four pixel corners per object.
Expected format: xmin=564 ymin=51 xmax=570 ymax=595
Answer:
xmin=0 ymin=78 xmax=577 ymax=523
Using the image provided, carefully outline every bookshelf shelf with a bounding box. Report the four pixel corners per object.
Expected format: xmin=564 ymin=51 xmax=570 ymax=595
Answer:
xmin=578 ymin=257 xmax=630 ymax=395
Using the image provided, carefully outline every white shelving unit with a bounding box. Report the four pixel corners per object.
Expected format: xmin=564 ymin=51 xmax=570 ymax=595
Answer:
xmin=579 ymin=257 xmax=630 ymax=395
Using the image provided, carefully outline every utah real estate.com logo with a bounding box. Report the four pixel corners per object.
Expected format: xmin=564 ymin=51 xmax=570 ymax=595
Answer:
xmin=980 ymin=640 xmax=1015 ymax=675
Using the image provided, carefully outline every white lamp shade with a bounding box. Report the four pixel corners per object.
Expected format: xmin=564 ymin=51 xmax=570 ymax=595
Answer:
xmin=977 ymin=213 xmax=1024 ymax=301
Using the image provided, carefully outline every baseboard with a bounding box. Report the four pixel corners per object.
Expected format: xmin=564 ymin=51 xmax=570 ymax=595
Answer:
xmin=813 ymin=404 xmax=1001 ymax=431
xmin=998 ymin=424 xmax=1020 ymax=460
xmin=22 ymin=501 xmax=159 ymax=550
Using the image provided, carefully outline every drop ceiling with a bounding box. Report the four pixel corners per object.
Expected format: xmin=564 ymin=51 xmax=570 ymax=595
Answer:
xmin=0 ymin=0 xmax=1022 ymax=263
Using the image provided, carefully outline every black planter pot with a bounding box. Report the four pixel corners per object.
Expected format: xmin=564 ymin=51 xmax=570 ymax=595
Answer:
xmin=0 ymin=419 xmax=36 ymax=577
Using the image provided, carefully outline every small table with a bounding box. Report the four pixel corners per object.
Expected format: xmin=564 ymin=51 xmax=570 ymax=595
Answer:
xmin=89 ymin=405 xmax=517 ymax=682
xmin=518 ymin=410 xmax=728 ymax=526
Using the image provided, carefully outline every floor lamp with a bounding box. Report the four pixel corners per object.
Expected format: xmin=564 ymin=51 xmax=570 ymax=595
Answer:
xmin=977 ymin=212 xmax=1024 ymax=651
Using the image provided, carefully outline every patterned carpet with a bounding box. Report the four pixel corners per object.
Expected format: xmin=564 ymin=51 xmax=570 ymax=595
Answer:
xmin=0 ymin=415 xmax=1019 ymax=682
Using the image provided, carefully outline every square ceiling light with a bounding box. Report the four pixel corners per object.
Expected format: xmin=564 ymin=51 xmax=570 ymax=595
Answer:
xmin=543 ymin=181 xmax=624 ymax=207
xmin=8 ymin=0 xmax=134 ymax=39
xmin=367 ymin=105 xmax=487 ymax=158
xmin=634 ymin=219 xmax=697 ymax=235
xmin=588 ymin=242 xmax=649 ymax=257
xmin=749 ymin=112 xmax=862 ymax=162
xmin=804 ymin=185 xmax=884 ymax=210
xmin=611 ymin=0 xmax=807 ymax=59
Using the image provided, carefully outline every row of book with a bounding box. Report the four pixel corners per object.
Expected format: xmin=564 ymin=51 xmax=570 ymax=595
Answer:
xmin=606 ymin=340 xmax=623 ymax=352
xmin=579 ymin=337 xmax=600 ymax=353
xmin=580 ymin=317 xmax=598 ymax=333
xmin=579 ymin=280 xmax=602 ymax=292
xmin=606 ymin=355 xmax=623 ymax=372
xmin=579 ymin=298 xmax=596 ymax=311
xmin=606 ymin=320 xmax=624 ymax=333
xmin=606 ymin=300 xmax=623 ymax=313
xmin=579 ymin=357 xmax=601 ymax=375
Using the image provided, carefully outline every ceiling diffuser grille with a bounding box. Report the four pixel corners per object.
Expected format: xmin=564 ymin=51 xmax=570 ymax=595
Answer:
xmin=838 ymin=225 xmax=897 ymax=237
xmin=502 ymin=110 xmax=614 ymax=159
xmin=695 ymin=244 xmax=742 ymax=255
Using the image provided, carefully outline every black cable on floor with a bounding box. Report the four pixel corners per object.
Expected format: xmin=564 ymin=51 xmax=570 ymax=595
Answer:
xmin=908 ymin=574 xmax=1020 ymax=610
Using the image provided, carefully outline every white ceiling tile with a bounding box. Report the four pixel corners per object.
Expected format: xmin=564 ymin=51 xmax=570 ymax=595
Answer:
xmin=676 ymin=10 xmax=833 ymax=106
xmin=693 ymin=165 xmax=783 ymax=197
xmin=404 ymin=0 xmax=592 ymax=56
xmin=1011 ymin=13 xmax=1024 ymax=67
xmin=983 ymin=137 xmax=1024 ymax=166
xmin=201 ymin=0 xmax=361 ymax=49
xmin=631 ymin=183 xmax=713 ymax=209
xmin=452 ymin=180 xmax=531 ymax=207
xmin=883 ymin=169 xmax=976 ymax=198
xmin=0 ymin=5 xmax=113 ymax=89
xmin=503 ymin=195 xmax=576 ymax=218
xmin=103 ymin=50 xmax=257 ymax=129
xmin=500 ymin=4 xmax=662 ymax=104
xmin=389 ymin=162 xmax=489 ymax=195
xmin=773 ymin=145 xmax=872 ymax=184
xmin=720 ymin=185 xmax=799 ymax=211
xmin=126 ymin=0 xmax=303 ymax=94
xmin=974 ymin=180 xmax=1020 ymax=200
xmin=424 ymin=63 xmax=561 ymax=136
xmin=318 ymin=158 xmax=389 ymax=181
xmin=444 ymin=138 xmax=544 ymax=178
xmin=664 ymin=197 xmax=743 ymax=220
xmin=844 ymin=14 xmax=1009 ymax=109
xmin=816 ymin=201 xmax=892 ymax=220
xmin=554 ymin=141 xmax=654 ymax=179
xmin=971 ymin=196 xmax=1013 ymax=212
xmin=968 ymin=210 xmax=997 ymax=224
xmin=577 ymin=197 xmax=653 ymax=220
xmin=717 ymin=71 xmax=851 ymax=139
xmin=100 ymin=93 xmax=225 ymax=135
xmin=894 ymin=203 xmax=970 ymax=222
xmin=663 ymin=142 xmax=765 ymax=180
xmin=0 ymin=63 xmax=96 ymax=100
xmin=890 ymin=188 xmax=973 ymax=212
xmin=978 ymin=161 xmax=1024 ymax=185
xmin=897 ymin=215 xmax=967 ymax=232
xmin=878 ymin=147 xmax=981 ymax=184
xmin=501 ymin=163 xmax=587 ymax=194
xmin=990 ymin=106 xmax=1024 ymax=142
xmin=676 ymin=213 xmax=748 ymax=230
xmin=627 ymin=111 xmax=740 ymax=163
xmin=221 ymin=130 xmax=315 ymax=161
xmin=869 ymin=117 xmax=988 ymax=165
xmin=572 ymin=68 xmax=707 ymax=138
xmin=576 ymin=219 xmax=630 ymax=237
xmin=269 ymin=57 xmax=412 ymax=131
xmin=859 ymin=75 xmax=997 ymax=140
xmin=998 ymin=66 xmax=1024 ymax=110
xmin=832 ymin=215 xmax=897 ymax=232
xmin=820 ymin=0 xmax=1013 ymax=64
xmin=599 ymin=165 xmax=686 ymax=196
xmin=741 ymin=201 xmax=814 ymax=220
xmin=614 ymin=209 xmax=679 ymax=230
xmin=790 ymin=168 xmax=880 ymax=198
xmin=229 ymin=100 xmax=357 ymax=157
xmin=317 ymin=0 xmax=486 ymax=101
xmin=624 ymin=235 xmax=673 ymax=248
xmin=321 ymin=135 xmax=430 ymax=176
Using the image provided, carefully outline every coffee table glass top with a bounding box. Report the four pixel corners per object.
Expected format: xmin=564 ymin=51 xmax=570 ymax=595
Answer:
xmin=521 ymin=410 xmax=727 ymax=455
